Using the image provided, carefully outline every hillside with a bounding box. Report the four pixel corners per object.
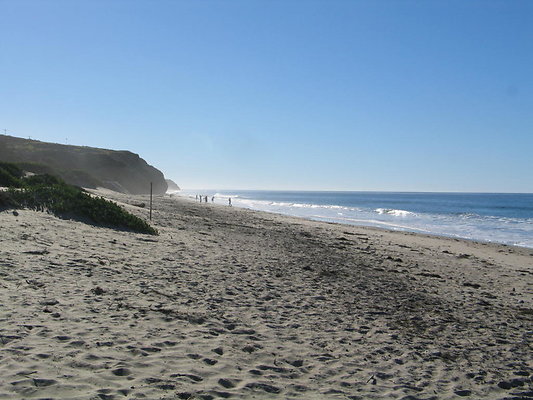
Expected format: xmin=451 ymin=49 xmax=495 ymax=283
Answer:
xmin=0 ymin=135 xmax=167 ymax=194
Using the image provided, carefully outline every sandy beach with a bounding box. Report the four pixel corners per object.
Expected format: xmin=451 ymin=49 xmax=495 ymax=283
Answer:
xmin=0 ymin=189 xmax=531 ymax=400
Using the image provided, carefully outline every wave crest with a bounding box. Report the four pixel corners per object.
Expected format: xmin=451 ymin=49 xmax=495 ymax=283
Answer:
xmin=375 ymin=208 xmax=416 ymax=217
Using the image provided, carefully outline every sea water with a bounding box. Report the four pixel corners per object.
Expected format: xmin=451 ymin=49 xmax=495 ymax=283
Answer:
xmin=178 ymin=190 xmax=533 ymax=248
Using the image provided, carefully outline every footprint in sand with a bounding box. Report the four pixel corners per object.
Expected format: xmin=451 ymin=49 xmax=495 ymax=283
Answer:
xmin=112 ymin=367 xmax=131 ymax=376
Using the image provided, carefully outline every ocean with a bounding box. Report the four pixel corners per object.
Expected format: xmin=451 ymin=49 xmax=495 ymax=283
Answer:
xmin=177 ymin=190 xmax=533 ymax=248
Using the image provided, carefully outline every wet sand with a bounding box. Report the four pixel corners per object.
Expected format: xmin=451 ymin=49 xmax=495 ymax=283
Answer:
xmin=0 ymin=189 xmax=531 ymax=399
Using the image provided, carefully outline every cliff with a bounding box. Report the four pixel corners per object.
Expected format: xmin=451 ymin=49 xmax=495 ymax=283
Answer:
xmin=0 ymin=135 xmax=167 ymax=195
xmin=165 ymin=179 xmax=181 ymax=192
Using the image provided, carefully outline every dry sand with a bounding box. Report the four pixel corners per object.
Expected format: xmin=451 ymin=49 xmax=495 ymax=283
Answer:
xmin=0 ymin=189 xmax=532 ymax=400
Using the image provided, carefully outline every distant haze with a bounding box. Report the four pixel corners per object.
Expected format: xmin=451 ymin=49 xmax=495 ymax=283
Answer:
xmin=1 ymin=1 xmax=532 ymax=193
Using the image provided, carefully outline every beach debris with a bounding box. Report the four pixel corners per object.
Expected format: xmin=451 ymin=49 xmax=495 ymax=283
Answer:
xmin=26 ymin=279 xmax=45 ymax=288
xmin=242 ymin=345 xmax=256 ymax=353
xmin=91 ymin=286 xmax=105 ymax=295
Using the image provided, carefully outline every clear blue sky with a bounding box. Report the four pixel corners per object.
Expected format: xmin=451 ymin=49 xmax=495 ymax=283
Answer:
xmin=1 ymin=0 xmax=532 ymax=192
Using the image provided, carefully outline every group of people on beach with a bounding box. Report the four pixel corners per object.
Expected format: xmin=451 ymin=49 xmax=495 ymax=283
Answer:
xmin=195 ymin=194 xmax=232 ymax=206
xmin=195 ymin=194 xmax=212 ymax=203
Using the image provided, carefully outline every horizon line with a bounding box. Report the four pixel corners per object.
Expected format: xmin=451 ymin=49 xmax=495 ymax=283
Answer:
xmin=174 ymin=188 xmax=533 ymax=195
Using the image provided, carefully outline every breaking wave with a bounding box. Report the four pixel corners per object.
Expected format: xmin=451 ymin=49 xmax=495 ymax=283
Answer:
xmin=375 ymin=208 xmax=416 ymax=217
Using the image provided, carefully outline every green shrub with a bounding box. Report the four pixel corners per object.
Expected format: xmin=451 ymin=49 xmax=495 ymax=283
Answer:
xmin=0 ymin=162 xmax=24 ymax=178
xmin=0 ymin=162 xmax=157 ymax=235
xmin=0 ymin=162 xmax=24 ymax=187
xmin=23 ymin=173 xmax=64 ymax=187
xmin=7 ymin=184 xmax=157 ymax=235
xmin=0 ymin=191 xmax=19 ymax=208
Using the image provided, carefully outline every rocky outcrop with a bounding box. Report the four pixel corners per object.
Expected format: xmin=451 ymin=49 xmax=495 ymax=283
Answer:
xmin=0 ymin=135 xmax=167 ymax=194
xmin=165 ymin=179 xmax=181 ymax=192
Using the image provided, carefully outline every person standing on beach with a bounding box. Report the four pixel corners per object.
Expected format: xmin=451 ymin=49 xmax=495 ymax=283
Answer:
xmin=211 ymin=196 xmax=215 ymax=203
xmin=228 ymin=197 xmax=232 ymax=206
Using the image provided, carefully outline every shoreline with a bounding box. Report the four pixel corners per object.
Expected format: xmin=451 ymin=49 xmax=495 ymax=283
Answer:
xmin=174 ymin=190 xmax=533 ymax=251
xmin=174 ymin=190 xmax=533 ymax=250
xmin=0 ymin=189 xmax=531 ymax=399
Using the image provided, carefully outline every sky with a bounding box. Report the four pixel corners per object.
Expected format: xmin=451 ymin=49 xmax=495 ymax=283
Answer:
xmin=1 ymin=0 xmax=532 ymax=192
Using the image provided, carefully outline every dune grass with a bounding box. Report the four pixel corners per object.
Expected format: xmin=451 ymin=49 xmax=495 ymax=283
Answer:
xmin=0 ymin=162 xmax=157 ymax=235
xmin=0 ymin=161 xmax=25 ymax=188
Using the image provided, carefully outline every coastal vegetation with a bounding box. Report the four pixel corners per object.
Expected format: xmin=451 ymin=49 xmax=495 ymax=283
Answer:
xmin=0 ymin=162 xmax=157 ymax=235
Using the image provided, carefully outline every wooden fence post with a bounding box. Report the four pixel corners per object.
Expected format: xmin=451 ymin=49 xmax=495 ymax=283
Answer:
xmin=150 ymin=182 xmax=153 ymax=221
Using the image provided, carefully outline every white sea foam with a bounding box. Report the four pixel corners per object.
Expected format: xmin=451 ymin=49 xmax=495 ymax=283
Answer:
xmin=375 ymin=208 xmax=416 ymax=217
xmin=214 ymin=193 xmax=240 ymax=199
